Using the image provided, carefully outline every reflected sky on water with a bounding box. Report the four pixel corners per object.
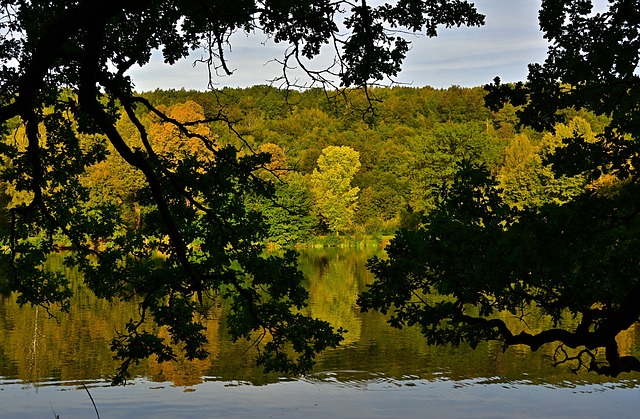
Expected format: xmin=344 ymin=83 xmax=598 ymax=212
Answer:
xmin=2 ymin=376 xmax=639 ymax=419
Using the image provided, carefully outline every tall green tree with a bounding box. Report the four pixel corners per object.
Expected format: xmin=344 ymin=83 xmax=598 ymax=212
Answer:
xmin=405 ymin=121 xmax=494 ymax=212
xmin=254 ymin=172 xmax=316 ymax=247
xmin=0 ymin=1 xmax=484 ymax=381
xmin=311 ymin=145 xmax=361 ymax=235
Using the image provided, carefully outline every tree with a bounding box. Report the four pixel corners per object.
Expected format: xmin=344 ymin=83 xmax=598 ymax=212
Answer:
xmin=311 ymin=145 xmax=361 ymax=235
xmin=249 ymin=143 xmax=317 ymax=246
xmin=361 ymin=0 xmax=640 ymax=377
xmin=405 ymin=121 xmax=493 ymax=213
xmin=148 ymin=100 xmax=216 ymax=163
xmin=257 ymin=143 xmax=288 ymax=176
xmin=497 ymin=120 xmax=587 ymax=210
xmin=0 ymin=1 xmax=484 ymax=382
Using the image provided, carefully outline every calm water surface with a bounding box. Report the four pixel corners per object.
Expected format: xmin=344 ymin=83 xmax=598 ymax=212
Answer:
xmin=1 ymin=248 xmax=639 ymax=418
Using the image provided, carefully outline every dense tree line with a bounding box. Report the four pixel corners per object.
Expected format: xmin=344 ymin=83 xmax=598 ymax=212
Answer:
xmin=2 ymin=85 xmax=606 ymax=246
xmin=50 ymin=84 xmax=603 ymax=247
xmin=1 ymin=84 xmax=607 ymax=247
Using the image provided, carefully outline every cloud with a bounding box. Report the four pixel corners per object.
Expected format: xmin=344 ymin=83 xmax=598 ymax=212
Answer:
xmin=127 ymin=0 xmax=548 ymax=91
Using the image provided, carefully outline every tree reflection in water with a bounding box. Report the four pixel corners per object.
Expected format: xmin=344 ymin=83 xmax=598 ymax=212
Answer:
xmin=0 ymin=249 xmax=639 ymax=389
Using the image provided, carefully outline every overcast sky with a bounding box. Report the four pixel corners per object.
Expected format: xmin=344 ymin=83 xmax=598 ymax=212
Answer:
xmin=128 ymin=0 xmax=548 ymax=91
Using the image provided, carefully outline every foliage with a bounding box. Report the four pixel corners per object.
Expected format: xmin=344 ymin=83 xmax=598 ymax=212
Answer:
xmin=260 ymin=172 xmax=316 ymax=247
xmin=361 ymin=161 xmax=640 ymax=377
xmin=497 ymin=117 xmax=589 ymax=209
xmin=404 ymin=121 xmax=498 ymax=212
xmin=311 ymin=146 xmax=361 ymax=235
xmin=363 ymin=0 xmax=640 ymax=377
xmin=0 ymin=0 xmax=486 ymax=381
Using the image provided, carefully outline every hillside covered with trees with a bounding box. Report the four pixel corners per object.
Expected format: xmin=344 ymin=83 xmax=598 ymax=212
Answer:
xmin=3 ymin=85 xmax=605 ymax=248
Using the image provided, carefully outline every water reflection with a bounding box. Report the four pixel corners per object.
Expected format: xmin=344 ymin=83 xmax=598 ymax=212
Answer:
xmin=0 ymin=248 xmax=639 ymax=391
xmin=301 ymin=247 xmax=369 ymax=345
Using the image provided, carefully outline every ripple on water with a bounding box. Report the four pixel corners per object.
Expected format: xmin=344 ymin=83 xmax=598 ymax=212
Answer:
xmin=302 ymin=370 xmax=431 ymax=390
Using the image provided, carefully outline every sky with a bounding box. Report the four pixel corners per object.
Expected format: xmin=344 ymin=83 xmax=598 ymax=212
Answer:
xmin=127 ymin=0 xmax=548 ymax=91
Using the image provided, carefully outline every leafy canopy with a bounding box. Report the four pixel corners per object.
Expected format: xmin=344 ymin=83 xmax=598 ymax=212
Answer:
xmin=0 ymin=1 xmax=484 ymax=382
xmin=311 ymin=145 xmax=361 ymax=235
xmin=361 ymin=0 xmax=640 ymax=377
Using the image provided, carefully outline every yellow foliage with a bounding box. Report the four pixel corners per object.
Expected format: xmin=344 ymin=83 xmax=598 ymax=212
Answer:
xmin=148 ymin=101 xmax=217 ymax=161
xmin=258 ymin=142 xmax=288 ymax=176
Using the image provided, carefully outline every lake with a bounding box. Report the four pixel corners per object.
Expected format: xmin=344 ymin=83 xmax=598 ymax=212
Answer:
xmin=1 ymin=248 xmax=639 ymax=418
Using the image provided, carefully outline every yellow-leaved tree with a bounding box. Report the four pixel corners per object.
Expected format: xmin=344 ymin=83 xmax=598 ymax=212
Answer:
xmin=311 ymin=145 xmax=361 ymax=235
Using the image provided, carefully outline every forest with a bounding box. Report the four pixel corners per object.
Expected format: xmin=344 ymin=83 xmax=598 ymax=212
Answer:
xmin=2 ymin=0 xmax=639 ymax=382
xmin=0 ymin=84 xmax=606 ymax=248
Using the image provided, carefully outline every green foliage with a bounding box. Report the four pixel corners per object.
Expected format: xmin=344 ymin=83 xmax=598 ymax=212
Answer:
xmin=497 ymin=123 xmax=587 ymax=209
xmin=364 ymin=0 xmax=640 ymax=377
xmin=0 ymin=0 xmax=488 ymax=381
xmin=361 ymin=161 xmax=640 ymax=375
xmin=260 ymin=173 xmax=316 ymax=247
xmin=404 ymin=121 xmax=497 ymax=212
xmin=126 ymin=85 xmax=510 ymax=230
